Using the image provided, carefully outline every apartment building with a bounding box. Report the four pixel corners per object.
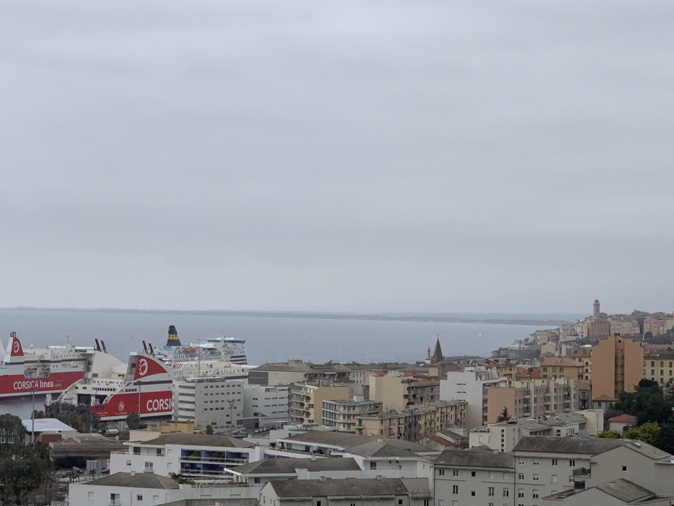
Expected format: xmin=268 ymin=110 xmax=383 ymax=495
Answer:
xmin=568 ymin=346 xmax=592 ymax=382
xmin=109 ymin=433 xmax=260 ymax=479
xmin=643 ymin=352 xmax=674 ymax=387
xmin=357 ymin=400 xmax=467 ymax=442
xmin=243 ymin=383 xmax=289 ymax=428
xmin=259 ymin=478 xmax=433 ymax=506
xmin=485 ymin=378 xmax=578 ymax=424
xmin=440 ymin=367 xmax=501 ymax=428
xmin=591 ymin=335 xmax=643 ymax=404
xmin=436 ymin=436 xmax=674 ymax=506
xmin=322 ymin=399 xmax=382 ymax=432
xmin=540 ymin=357 xmax=584 ymax=382
xmin=434 ymin=447 xmax=515 ymax=506
xmin=288 ymin=382 xmax=352 ymax=425
xmin=173 ymin=377 xmax=244 ymax=432
xmin=469 ymin=412 xmax=603 ymax=453
xmin=369 ymin=371 xmax=439 ymax=411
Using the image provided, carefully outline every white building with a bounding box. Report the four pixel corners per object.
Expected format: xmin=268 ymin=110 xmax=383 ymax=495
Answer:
xmin=109 ymin=433 xmax=261 ymax=480
xmin=259 ymin=477 xmax=432 ymax=506
xmin=434 ymin=447 xmax=515 ymax=506
xmin=68 ymin=472 xmax=258 ymax=506
xmin=469 ymin=412 xmax=604 ymax=453
xmin=440 ymin=367 xmax=501 ymax=429
xmin=243 ymin=383 xmax=289 ymax=427
xmin=173 ymin=377 xmax=244 ymax=432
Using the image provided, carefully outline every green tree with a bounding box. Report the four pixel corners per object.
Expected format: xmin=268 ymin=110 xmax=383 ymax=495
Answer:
xmin=0 ymin=413 xmax=26 ymax=447
xmin=0 ymin=440 xmax=53 ymax=505
xmin=496 ymin=406 xmax=511 ymax=422
xmin=653 ymin=418 xmax=674 ymax=454
xmin=624 ymin=421 xmax=660 ymax=444
xmin=126 ymin=412 xmax=144 ymax=430
xmin=596 ymin=429 xmax=622 ymax=438
xmin=205 ymin=425 xmax=214 ymax=435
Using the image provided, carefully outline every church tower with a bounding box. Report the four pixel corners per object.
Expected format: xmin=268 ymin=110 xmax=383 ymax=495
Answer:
xmin=431 ymin=337 xmax=444 ymax=363
xmin=593 ymin=299 xmax=601 ymax=318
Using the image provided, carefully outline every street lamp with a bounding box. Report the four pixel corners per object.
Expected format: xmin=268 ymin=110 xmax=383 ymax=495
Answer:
xmin=24 ymin=361 xmax=51 ymax=444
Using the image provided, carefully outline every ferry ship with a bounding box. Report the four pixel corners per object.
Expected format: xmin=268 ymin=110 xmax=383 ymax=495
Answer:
xmin=150 ymin=325 xmax=248 ymax=366
xmin=53 ymin=326 xmax=249 ymax=422
xmin=54 ymin=352 xmax=174 ymax=422
xmin=0 ymin=332 xmax=94 ymax=398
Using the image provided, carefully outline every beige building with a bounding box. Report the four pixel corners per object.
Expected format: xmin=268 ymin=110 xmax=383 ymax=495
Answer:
xmin=321 ymin=399 xmax=382 ymax=432
xmin=644 ymin=352 xmax=674 ymax=387
xmin=288 ymin=383 xmax=352 ymax=425
xmin=357 ymin=400 xmax=467 ymax=442
xmin=368 ymin=371 xmax=439 ymax=411
xmin=591 ymin=335 xmax=643 ymax=403
xmin=540 ymin=357 xmax=584 ymax=382
xmin=569 ymin=346 xmax=592 ymax=382
xmin=485 ymin=377 xmax=578 ymax=424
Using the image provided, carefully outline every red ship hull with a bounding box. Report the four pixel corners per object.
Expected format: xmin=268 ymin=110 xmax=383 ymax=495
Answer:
xmin=90 ymin=390 xmax=173 ymax=421
xmin=0 ymin=371 xmax=84 ymax=398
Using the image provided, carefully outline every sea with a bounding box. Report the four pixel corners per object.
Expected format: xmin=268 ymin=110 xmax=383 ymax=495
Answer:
xmin=0 ymin=308 xmax=558 ymax=418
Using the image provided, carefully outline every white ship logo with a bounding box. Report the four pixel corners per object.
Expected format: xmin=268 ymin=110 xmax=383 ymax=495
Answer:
xmin=12 ymin=341 xmax=20 ymax=354
xmin=137 ymin=358 xmax=149 ymax=377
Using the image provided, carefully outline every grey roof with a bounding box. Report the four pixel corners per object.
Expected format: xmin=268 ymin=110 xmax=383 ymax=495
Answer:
xmin=595 ymin=478 xmax=655 ymax=503
xmin=87 ymin=472 xmax=179 ymax=489
xmin=283 ymin=431 xmax=430 ymax=453
xmin=514 ymin=437 xmax=624 ymax=455
xmin=268 ymin=478 xmax=409 ymax=498
xmin=435 ymin=448 xmax=514 ymax=470
xmin=341 ymin=441 xmax=418 ymax=459
xmin=514 ymin=436 xmax=671 ymax=460
xmin=140 ymin=433 xmax=253 ymax=448
xmin=233 ymin=457 xmax=361 ymax=475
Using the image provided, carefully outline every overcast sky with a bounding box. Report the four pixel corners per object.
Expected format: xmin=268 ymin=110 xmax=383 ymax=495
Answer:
xmin=1 ymin=1 xmax=673 ymax=315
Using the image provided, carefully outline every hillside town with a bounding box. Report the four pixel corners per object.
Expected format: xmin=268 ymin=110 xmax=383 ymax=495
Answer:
xmin=4 ymin=300 xmax=674 ymax=506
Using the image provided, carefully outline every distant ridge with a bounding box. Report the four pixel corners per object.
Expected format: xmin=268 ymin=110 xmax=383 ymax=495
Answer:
xmin=1 ymin=307 xmax=577 ymax=327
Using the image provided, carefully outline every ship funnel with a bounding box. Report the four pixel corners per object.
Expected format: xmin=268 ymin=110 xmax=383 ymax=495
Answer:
xmin=95 ymin=339 xmax=101 ymax=352
xmin=142 ymin=340 xmax=148 ymax=354
xmin=166 ymin=325 xmax=181 ymax=347
xmin=148 ymin=342 xmax=155 ymax=355
xmin=101 ymin=341 xmax=107 ymax=353
xmin=8 ymin=332 xmax=24 ymax=358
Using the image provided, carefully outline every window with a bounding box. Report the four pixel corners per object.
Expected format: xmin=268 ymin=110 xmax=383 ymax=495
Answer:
xmin=137 ymin=495 xmax=143 ymax=501
xmin=533 ymin=458 xmax=539 ymax=465
xmin=452 ymin=485 xmax=459 ymax=494
xmin=551 ymin=458 xmax=558 ymax=466
xmin=133 ymin=447 xmax=141 ymax=455
xmin=518 ymin=473 xmax=524 ymax=480
xmin=254 ymin=477 xmax=261 ymax=484
xmin=370 ymin=462 xmax=377 ymax=470
xmin=471 ymin=471 xmax=476 ymax=477
xmin=533 ymin=490 xmax=539 ymax=498
xmin=503 ymin=488 xmax=510 ymax=497
xmin=471 ymin=491 xmax=476 ymax=496
xmin=518 ymin=489 xmax=524 ymax=498
xmin=569 ymin=459 xmax=575 ymax=466
xmin=438 ymin=469 xmax=445 ymax=476
xmin=126 ymin=460 xmax=131 ymax=466
xmin=622 ymin=466 xmax=627 ymax=472
xmin=551 ymin=474 xmax=558 ymax=483
xmin=398 ymin=500 xmax=403 ymax=505
xmin=489 ymin=471 xmax=495 ymax=480
xmin=452 ymin=469 xmax=459 ymax=477
xmin=489 ymin=487 xmax=495 ymax=496
xmin=533 ymin=474 xmax=539 ymax=481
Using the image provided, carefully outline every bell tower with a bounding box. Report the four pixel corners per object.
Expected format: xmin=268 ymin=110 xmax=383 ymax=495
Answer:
xmin=593 ymin=299 xmax=601 ymax=318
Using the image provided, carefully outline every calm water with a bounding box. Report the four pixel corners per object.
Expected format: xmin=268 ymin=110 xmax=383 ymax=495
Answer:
xmin=0 ymin=308 xmax=552 ymax=417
